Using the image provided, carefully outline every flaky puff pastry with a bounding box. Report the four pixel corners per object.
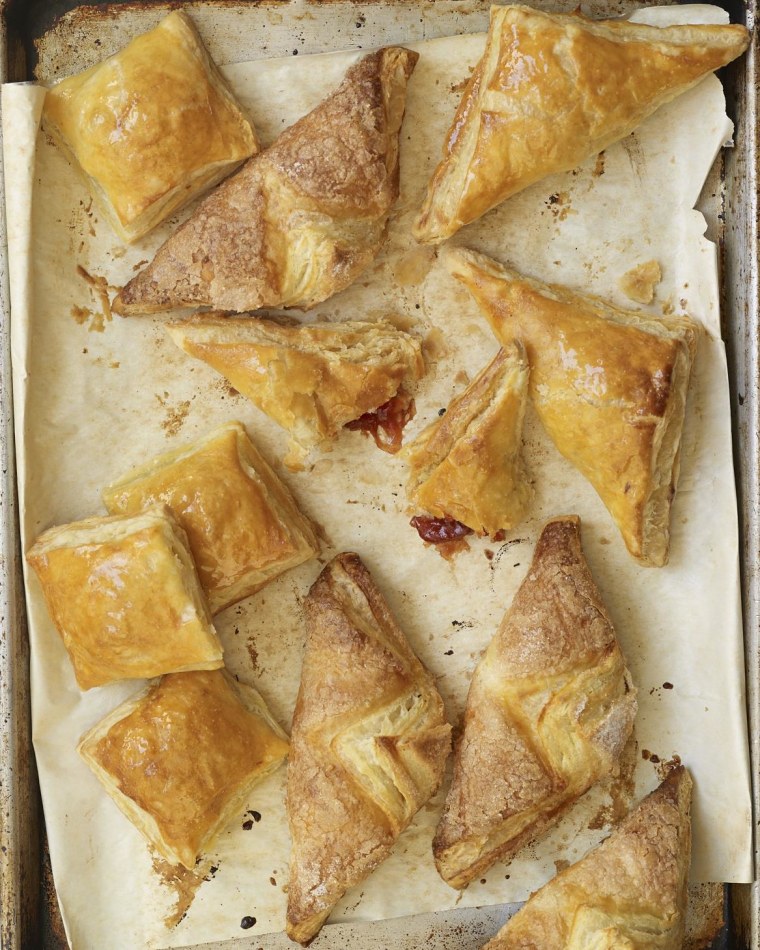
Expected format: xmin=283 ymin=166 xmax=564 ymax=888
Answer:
xmin=414 ymin=5 xmax=749 ymax=243
xmin=112 ymin=47 xmax=418 ymax=314
xmin=286 ymin=553 xmax=451 ymax=944
xmin=78 ymin=669 xmax=289 ymax=869
xmin=43 ymin=11 xmax=258 ymax=243
xmin=167 ymin=315 xmax=424 ymax=469
xmin=445 ymin=247 xmax=698 ymax=567
xmin=102 ymin=422 xmax=318 ymax=614
xmin=434 ymin=516 xmax=637 ymax=889
xmin=26 ymin=506 xmax=223 ymax=690
xmin=483 ymin=767 xmax=692 ymax=950
xmin=403 ymin=343 xmax=531 ymax=537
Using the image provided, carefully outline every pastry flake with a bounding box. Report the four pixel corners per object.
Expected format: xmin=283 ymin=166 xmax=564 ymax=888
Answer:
xmin=483 ymin=767 xmax=692 ymax=949
xmin=102 ymin=422 xmax=319 ymax=614
xmin=26 ymin=505 xmax=222 ymax=689
xmin=403 ymin=343 xmax=531 ymax=538
xmin=78 ymin=669 xmax=289 ymax=869
xmin=166 ymin=315 xmax=425 ymax=468
xmin=286 ymin=552 xmax=451 ymax=943
xmin=434 ymin=516 xmax=637 ymax=889
xmin=414 ymin=5 xmax=749 ymax=243
xmin=43 ymin=10 xmax=258 ymax=243
xmin=445 ymin=247 xmax=698 ymax=566
xmin=112 ymin=46 xmax=419 ymax=314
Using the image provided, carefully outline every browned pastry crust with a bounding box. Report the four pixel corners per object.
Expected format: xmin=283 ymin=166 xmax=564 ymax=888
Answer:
xmin=26 ymin=506 xmax=223 ymax=690
xmin=445 ymin=247 xmax=698 ymax=567
xmin=166 ymin=314 xmax=425 ymax=469
xmin=403 ymin=343 xmax=531 ymax=536
xmin=102 ymin=422 xmax=319 ymax=614
xmin=78 ymin=669 xmax=289 ymax=869
xmin=414 ymin=5 xmax=749 ymax=244
xmin=483 ymin=767 xmax=692 ymax=949
xmin=434 ymin=516 xmax=637 ymax=889
xmin=43 ymin=10 xmax=258 ymax=243
xmin=286 ymin=552 xmax=452 ymax=944
xmin=112 ymin=46 xmax=419 ymax=314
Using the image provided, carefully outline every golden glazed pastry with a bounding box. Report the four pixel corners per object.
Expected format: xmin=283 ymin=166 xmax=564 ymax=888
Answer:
xmin=102 ymin=422 xmax=318 ymax=614
xmin=286 ymin=553 xmax=451 ymax=944
xmin=78 ymin=669 xmax=289 ymax=869
xmin=403 ymin=343 xmax=531 ymax=538
xmin=43 ymin=11 xmax=258 ymax=243
xmin=166 ymin=315 xmax=425 ymax=469
xmin=112 ymin=46 xmax=419 ymax=314
xmin=445 ymin=247 xmax=698 ymax=566
xmin=414 ymin=5 xmax=749 ymax=243
xmin=483 ymin=767 xmax=692 ymax=949
xmin=434 ymin=516 xmax=637 ymax=889
xmin=26 ymin=506 xmax=222 ymax=690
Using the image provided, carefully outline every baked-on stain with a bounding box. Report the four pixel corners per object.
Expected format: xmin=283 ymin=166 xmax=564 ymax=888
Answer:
xmin=246 ymin=637 xmax=259 ymax=673
xmin=154 ymin=392 xmax=191 ymax=436
xmin=70 ymin=304 xmax=107 ymax=333
xmin=76 ymin=265 xmax=114 ymax=324
xmin=588 ymin=736 xmax=638 ymax=830
xmin=393 ymin=245 xmax=436 ymax=287
xmin=151 ymin=852 xmax=211 ymax=930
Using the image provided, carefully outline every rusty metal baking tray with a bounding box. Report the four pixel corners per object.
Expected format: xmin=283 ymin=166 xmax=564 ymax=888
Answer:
xmin=0 ymin=0 xmax=756 ymax=947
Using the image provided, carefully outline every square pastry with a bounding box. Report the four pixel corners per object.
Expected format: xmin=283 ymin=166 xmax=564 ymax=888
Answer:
xmin=26 ymin=505 xmax=223 ymax=690
xmin=102 ymin=422 xmax=319 ymax=614
xmin=78 ymin=670 xmax=289 ymax=868
xmin=42 ymin=10 xmax=259 ymax=243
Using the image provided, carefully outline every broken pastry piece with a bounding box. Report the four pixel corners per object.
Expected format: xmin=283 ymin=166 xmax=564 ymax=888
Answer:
xmin=414 ymin=5 xmax=749 ymax=243
xmin=404 ymin=343 xmax=531 ymax=543
xmin=483 ymin=767 xmax=692 ymax=949
xmin=287 ymin=552 xmax=451 ymax=944
xmin=113 ymin=46 xmax=418 ymax=314
xmin=167 ymin=315 xmax=424 ymax=468
xmin=79 ymin=669 xmax=289 ymax=869
xmin=434 ymin=516 xmax=637 ymax=889
xmin=445 ymin=247 xmax=698 ymax=566
xmin=26 ymin=506 xmax=223 ymax=690
xmin=44 ymin=10 xmax=258 ymax=243
xmin=102 ymin=422 xmax=319 ymax=614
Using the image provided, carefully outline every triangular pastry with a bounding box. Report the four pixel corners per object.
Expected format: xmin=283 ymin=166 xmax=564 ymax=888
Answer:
xmin=167 ymin=314 xmax=424 ymax=468
xmin=482 ymin=767 xmax=692 ymax=949
xmin=433 ymin=516 xmax=637 ymax=889
xmin=286 ymin=552 xmax=451 ymax=943
xmin=112 ymin=47 xmax=418 ymax=314
xmin=414 ymin=5 xmax=749 ymax=243
xmin=403 ymin=343 xmax=531 ymax=540
xmin=445 ymin=247 xmax=698 ymax=566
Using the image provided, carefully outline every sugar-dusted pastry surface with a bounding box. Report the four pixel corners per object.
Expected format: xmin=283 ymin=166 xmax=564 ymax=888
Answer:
xmin=445 ymin=247 xmax=697 ymax=567
xmin=434 ymin=517 xmax=637 ymax=889
xmin=79 ymin=670 xmax=289 ymax=869
xmin=43 ymin=10 xmax=258 ymax=241
xmin=166 ymin=315 xmax=425 ymax=467
xmin=286 ymin=553 xmax=451 ymax=943
xmin=403 ymin=343 xmax=531 ymax=537
xmin=102 ymin=421 xmax=318 ymax=613
xmin=113 ymin=46 xmax=418 ymax=313
xmin=414 ymin=4 xmax=749 ymax=243
xmin=26 ymin=506 xmax=223 ymax=689
xmin=484 ymin=767 xmax=692 ymax=949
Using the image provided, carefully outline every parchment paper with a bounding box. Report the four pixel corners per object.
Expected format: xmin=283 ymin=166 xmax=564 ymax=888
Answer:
xmin=3 ymin=5 xmax=752 ymax=948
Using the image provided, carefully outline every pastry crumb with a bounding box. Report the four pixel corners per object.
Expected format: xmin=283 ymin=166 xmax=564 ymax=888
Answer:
xmin=619 ymin=259 xmax=662 ymax=304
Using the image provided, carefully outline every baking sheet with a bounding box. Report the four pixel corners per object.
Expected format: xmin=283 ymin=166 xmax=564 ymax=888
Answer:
xmin=2 ymin=5 xmax=753 ymax=948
